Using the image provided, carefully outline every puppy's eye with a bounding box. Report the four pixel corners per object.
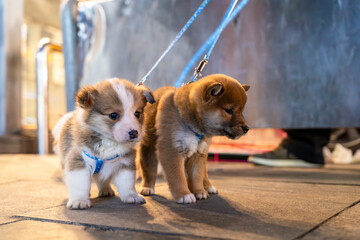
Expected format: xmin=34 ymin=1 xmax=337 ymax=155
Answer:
xmin=109 ymin=112 xmax=120 ymax=120
xmin=134 ymin=111 xmax=141 ymax=119
xmin=224 ymin=108 xmax=233 ymax=115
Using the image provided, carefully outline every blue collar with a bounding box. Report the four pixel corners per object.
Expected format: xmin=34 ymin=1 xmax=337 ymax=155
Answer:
xmin=82 ymin=150 xmax=120 ymax=174
xmin=182 ymin=122 xmax=204 ymax=144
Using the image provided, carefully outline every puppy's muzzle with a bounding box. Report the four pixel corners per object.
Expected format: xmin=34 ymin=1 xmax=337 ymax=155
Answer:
xmin=242 ymin=125 xmax=249 ymax=134
xmin=222 ymin=125 xmax=249 ymax=139
xmin=129 ymin=130 xmax=138 ymax=139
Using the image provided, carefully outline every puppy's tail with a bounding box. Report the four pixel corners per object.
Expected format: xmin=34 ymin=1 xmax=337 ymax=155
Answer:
xmin=52 ymin=112 xmax=73 ymax=154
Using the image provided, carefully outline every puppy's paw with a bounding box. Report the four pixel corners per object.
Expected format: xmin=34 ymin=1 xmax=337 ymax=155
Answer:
xmin=194 ymin=190 xmax=209 ymax=200
xmin=205 ymin=185 xmax=218 ymax=194
xmin=140 ymin=187 xmax=154 ymax=196
xmin=98 ymin=186 xmax=115 ymax=197
xmin=67 ymin=199 xmax=91 ymax=209
xmin=122 ymin=194 xmax=146 ymax=204
xmin=177 ymin=193 xmax=196 ymax=204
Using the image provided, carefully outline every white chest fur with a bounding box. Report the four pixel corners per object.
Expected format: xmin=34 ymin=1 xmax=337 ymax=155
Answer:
xmin=92 ymin=139 xmax=134 ymax=159
xmin=82 ymin=139 xmax=135 ymax=181
xmin=81 ymin=152 xmax=132 ymax=180
xmin=173 ymin=125 xmax=209 ymax=158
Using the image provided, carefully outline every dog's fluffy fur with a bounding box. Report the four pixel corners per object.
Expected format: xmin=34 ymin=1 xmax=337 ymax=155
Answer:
xmin=138 ymin=74 xmax=250 ymax=203
xmin=52 ymin=78 xmax=154 ymax=209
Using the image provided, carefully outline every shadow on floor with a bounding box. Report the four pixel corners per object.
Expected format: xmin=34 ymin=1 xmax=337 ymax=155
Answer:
xmin=208 ymin=166 xmax=360 ymax=185
xmin=151 ymin=193 xmax=303 ymax=239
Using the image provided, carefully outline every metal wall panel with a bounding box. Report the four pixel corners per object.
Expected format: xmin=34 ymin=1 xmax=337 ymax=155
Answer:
xmin=73 ymin=0 xmax=360 ymax=128
xmin=0 ymin=0 xmax=5 ymax=135
xmin=0 ymin=0 xmax=23 ymax=135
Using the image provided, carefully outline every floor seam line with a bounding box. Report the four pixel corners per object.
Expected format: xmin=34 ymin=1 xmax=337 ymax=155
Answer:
xmin=0 ymin=219 xmax=25 ymax=227
xmin=239 ymin=178 xmax=360 ymax=187
xmin=271 ymin=181 xmax=360 ymax=187
xmin=292 ymin=199 xmax=360 ymax=239
xmin=12 ymin=215 xmax=226 ymax=240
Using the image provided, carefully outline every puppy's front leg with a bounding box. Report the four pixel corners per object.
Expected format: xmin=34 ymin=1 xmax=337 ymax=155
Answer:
xmin=65 ymin=167 xmax=92 ymax=209
xmin=202 ymin=156 xmax=218 ymax=195
xmin=113 ymin=168 xmax=145 ymax=204
xmin=186 ymin=153 xmax=209 ymax=200
xmin=198 ymin=138 xmax=217 ymax=195
xmin=158 ymin=149 xmax=196 ymax=204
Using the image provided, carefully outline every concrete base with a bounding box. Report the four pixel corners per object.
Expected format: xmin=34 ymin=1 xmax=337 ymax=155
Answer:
xmin=0 ymin=155 xmax=359 ymax=239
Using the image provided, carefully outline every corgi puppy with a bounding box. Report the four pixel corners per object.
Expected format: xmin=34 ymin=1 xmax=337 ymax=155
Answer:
xmin=138 ymin=74 xmax=249 ymax=204
xmin=52 ymin=78 xmax=154 ymax=209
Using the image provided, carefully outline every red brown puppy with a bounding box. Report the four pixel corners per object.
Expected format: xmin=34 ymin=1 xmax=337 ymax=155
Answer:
xmin=138 ymin=74 xmax=250 ymax=203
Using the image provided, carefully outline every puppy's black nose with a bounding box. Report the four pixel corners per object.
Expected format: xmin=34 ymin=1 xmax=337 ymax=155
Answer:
xmin=129 ymin=130 xmax=138 ymax=139
xmin=242 ymin=125 xmax=249 ymax=134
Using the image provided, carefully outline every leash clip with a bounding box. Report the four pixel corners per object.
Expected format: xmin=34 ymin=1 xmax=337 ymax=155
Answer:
xmin=193 ymin=55 xmax=208 ymax=80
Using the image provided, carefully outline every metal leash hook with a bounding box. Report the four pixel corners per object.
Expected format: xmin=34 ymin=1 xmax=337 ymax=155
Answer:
xmin=193 ymin=55 xmax=208 ymax=81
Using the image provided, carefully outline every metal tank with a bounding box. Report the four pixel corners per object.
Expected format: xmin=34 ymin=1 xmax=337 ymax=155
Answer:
xmin=61 ymin=0 xmax=360 ymax=128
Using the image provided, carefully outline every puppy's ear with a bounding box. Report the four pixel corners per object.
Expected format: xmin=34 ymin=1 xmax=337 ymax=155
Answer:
xmin=137 ymin=85 xmax=155 ymax=104
xmin=242 ymin=84 xmax=250 ymax=92
xmin=143 ymin=91 xmax=155 ymax=104
xmin=76 ymin=86 xmax=99 ymax=108
xmin=204 ymin=82 xmax=224 ymax=102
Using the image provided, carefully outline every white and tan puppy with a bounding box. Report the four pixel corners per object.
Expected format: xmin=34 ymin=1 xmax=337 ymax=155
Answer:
xmin=139 ymin=74 xmax=249 ymax=204
xmin=53 ymin=78 xmax=154 ymax=209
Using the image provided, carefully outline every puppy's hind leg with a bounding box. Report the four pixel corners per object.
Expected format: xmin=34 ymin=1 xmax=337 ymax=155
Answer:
xmin=139 ymin=143 xmax=158 ymax=196
xmin=94 ymin=175 xmax=115 ymax=197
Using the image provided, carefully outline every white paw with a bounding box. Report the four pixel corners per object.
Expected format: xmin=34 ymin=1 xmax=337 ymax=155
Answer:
xmin=122 ymin=194 xmax=146 ymax=204
xmin=205 ymin=185 xmax=218 ymax=194
xmin=194 ymin=191 xmax=209 ymax=200
xmin=98 ymin=187 xmax=115 ymax=197
xmin=177 ymin=193 xmax=196 ymax=204
xmin=140 ymin=187 xmax=154 ymax=196
xmin=67 ymin=199 xmax=91 ymax=209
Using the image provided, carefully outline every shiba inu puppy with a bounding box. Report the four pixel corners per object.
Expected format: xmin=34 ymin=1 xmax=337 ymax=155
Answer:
xmin=52 ymin=78 xmax=154 ymax=209
xmin=138 ymin=74 xmax=249 ymax=203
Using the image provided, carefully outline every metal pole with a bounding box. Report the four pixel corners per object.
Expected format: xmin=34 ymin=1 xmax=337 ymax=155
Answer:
xmin=61 ymin=0 xmax=78 ymax=112
xmin=36 ymin=38 xmax=62 ymax=155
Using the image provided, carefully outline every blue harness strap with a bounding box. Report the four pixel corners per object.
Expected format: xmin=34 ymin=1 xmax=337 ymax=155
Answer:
xmin=93 ymin=159 xmax=103 ymax=174
xmin=82 ymin=150 xmax=119 ymax=174
xmin=182 ymin=122 xmax=204 ymax=144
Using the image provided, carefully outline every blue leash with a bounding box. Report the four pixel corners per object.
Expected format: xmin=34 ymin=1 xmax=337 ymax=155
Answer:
xmin=192 ymin=0 xmax=238 ymax=81
xmin=206 ymin=0 xmax=238 ymax=62
xmin=138 ymin=0 xmax=211 ymax=85
xmin=175 ymin=0 xmax=250 ymax=87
